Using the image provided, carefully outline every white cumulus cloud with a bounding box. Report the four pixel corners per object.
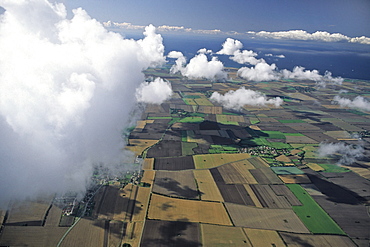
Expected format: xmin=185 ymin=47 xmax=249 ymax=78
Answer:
xmin=210 ymin=87 xmax=283 ymax=110
xmin=238 ymin=62 xmax=279 ymax=82
xmin=136 ymin=78 xmax=173 ymax=104
xmin=0 ymin=0 xmax=166 ymax=205
xmin=332 ymin=96 xmax=370 ymax=111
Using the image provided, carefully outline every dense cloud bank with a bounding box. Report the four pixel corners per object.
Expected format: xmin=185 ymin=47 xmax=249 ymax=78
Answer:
xmin=0 ymin=0 xmax=169 ymax=205
xmin=318 ymin=142 xmax=364 ymax=165
xmin=332 ymin=95 xmax=370 ymax=112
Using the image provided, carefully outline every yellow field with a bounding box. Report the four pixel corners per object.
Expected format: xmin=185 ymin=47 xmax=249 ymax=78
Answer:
xmin=278 ymin=174 xmax=312 ymax=184
xmin=193 ymin=169 xmax=224 ymax=202
xmin=324 ymin=130 xmax=352 ymax=139
xmin=131 ymin=187 xmax=151 ymax=222
xmin=148 ymin=194 xmax=232 ymax=225
xmin=122 ymin=221 xmax=145 ymax=247
xmin=140 ymin=170 xmax=155 ymax=184
xmin=193 ymin=153 xmax=251 ymax=169
xmin=275 ymin=155 xmax=292 ymax=163
xmin=61 ymin=218 xmax=105 ymax=247
xmin=142 ymin=158 xmax=154 ymax=170
xmin=194 ymin=98 xmax=214 ymax=106
xmin=306 ymin=163 xmax=325 ymax=171
xmin=134 ymin=120 xmax=147 ymax=131
xmin=342 ymin=166 xmax=370 ymax=179
xmin=225 ymin=203 xmax=309 ymax=233
xmin=197 ymin=106 xmax=222 ymax=114
xmin=243 ymin=228 xmax=285 ymax=247
xmin=216 ymin=114 xmax=244 ymax=124
xmin=243 ymin=185 xmax=263 ymax=207
xmin=201 ymin=224 xmax=251 ymax=246
xmin=126 ymin=139 xmax=158 ymax=155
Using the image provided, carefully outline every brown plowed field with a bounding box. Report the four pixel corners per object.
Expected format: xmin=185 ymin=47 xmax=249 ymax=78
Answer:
xmin=60 ymin=218 xmax=105 ymax=247
xmin=243 ymin=228 xmax=285 ymax=247
xmin=270 ymin=184 xmax=302 ymax=206
xmin=148 ymin=194 xmax=232 ymax=225
xmin=279 ymin=232 xmax=357 ymax=247
xmin=218 ymin=163 xmax=249 ymax=184
xmin=154 ymin=156 xmax=195 ymax=170
xmin=141 ymin=219 xmax=201 ymax=247
xmin=225 ymin=203 xmax=310 ymax=233
xmin=250 ymin=184 xmax=291 ymax=208
xmin=146 ymin=140 xmax=182 ymax=158
xmin=153 ymin=170 xmax=200 ymax=199
xmin=247 ymin=157 xmax=269 ymax=168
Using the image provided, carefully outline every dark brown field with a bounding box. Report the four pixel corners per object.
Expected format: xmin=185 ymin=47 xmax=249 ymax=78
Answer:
xmin=154 ymin=156 xmax=195 ymax=170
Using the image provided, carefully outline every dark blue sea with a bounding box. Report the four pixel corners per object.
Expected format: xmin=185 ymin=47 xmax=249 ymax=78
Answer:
xmin=123 ymin=31 xmax=370 ymax=80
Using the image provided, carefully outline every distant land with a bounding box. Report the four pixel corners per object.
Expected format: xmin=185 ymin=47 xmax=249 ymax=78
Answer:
xmin=1 ymin=65 xmax=369 ymax=246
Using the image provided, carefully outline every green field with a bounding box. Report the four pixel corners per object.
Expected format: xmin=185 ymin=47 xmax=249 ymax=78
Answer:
xmin=271 ymin=167 xmax=304 ymax=175
xmin=178 ymin=117 xmax=204 ymax=123
xmin=317 ymin=164 xmax=351 ymax=173
xmin=147 ymin=116 xmax=172 ymax=120
xmin=287 ymin=184 xmax=345 ymax=235
xmin=209 ymin=145 xmax=239 ymax=154
xmin=182 ymin=142 xmax=198 ymax=155
xmin=182 ymin=98 xmax=197 ymax=105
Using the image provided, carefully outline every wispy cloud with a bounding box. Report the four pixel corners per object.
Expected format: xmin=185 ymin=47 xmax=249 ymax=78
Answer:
xmin=332 ymin=95 xmax=370 ymax=111
xmin=248 ymin=30 xmax=370 ymax=45
xmin=318 ymin=142 xmax=364 ymax=165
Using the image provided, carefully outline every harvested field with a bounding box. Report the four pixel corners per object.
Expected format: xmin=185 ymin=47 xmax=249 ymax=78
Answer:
xmin=201 ymin=224 xmax=250 ymax=246
xmin=148 ymin=194 xmax=232 ymax=225
xmin=250 ymin=168 xmax=283 ymax=184
xmin=141 ymin=219 xmax=201 ymax=247
xmin=247 ymin=157 xmax=269 ymax=168
xmin=126 ymin=139 xmax=158 ymax=155
xmin=140 ymin=170 xmax=155 ymax=185
xmin=154 ymin=156 xmax=195 ymax=170
xmin=142 ymin=158 xmax=154 ymax=170
xmin=278 ymin=174 xmax=311 ymax=184
xmin=283 ymin=122 xmax=321 ymax=131
xmin=193 ymin=169 xmax=224 ymax=202
xmin=194 ymin=98 xmax=213 ymax=106
xmin=60 ymin=218 xmax=105 ymax=247
xmin=306 ymin=163 xmax=325 ymax=171
xmin=112 ymin=184 xmax=144 ymax=222
xmin=193 ymin=153 xmax=250 ymax=169
xmin=279 ymin=232 xmax=356 ymax=247
xmin=122 ymin=221 xmax=144 ymax=247
xmin=6 ymin=197 xmax=53 ymax=226
xmin=44 ymin=205 xmax=62 ymax=227
xmin=275 ymin=154 xmax=291 ymax=162
xmin=270 ymin=184 xmax=302 ymax=206
xmin=287 ymin=184 xmax=345 ymax=235
xmin=131 ymin=187 xmax=151 ymax=222
xmin=108 ymin=220 xmax=125 ymax=247
xmin=250 ymin=184 xmax=291 ymax=208
xmin=197 ymin=105 xmax=222 ymax=114
xmin=218 ymin=163 xmax=249 ymax=184
xmin=153 ymin=170 xmax=200 ymax=199
xmin=146 ymin=140 xmax=182 ymax=158
xmin=343 ymin=166 xmax=370 ymax=179
xmin=225 ymin=203 xmax=309 ymax=233
xmin=285 ymin=135 xmax=318 ymax=144
xmin=0 ymin=226 xmax=66 ymax=247
xmin=243 ymin=228 xmax=285 ymax=247
xmin=231 ymin=161 xmax=258 ymax=184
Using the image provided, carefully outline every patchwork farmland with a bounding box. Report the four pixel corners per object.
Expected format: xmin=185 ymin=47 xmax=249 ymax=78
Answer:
xmin=1 ymin=67 xmax=370 ymax=247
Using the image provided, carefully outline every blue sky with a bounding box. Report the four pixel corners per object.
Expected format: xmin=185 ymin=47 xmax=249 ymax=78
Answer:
xmin=63 ymin=0 xmax=370 ymax=37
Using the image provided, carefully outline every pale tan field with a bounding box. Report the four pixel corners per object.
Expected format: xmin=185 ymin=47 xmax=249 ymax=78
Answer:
xmin=60 ymin=218 xmax=105 ymax=247
xmin=286 ymin=135 xmax=318 ymax=144
xmin=225 ymin=203 xmax=309 ymax=233
xmin=131 ymin=187 xmax=151 ymax=222
xmin=194 ymin=98 xmax=214 ymax=106
xmin=278 ymin=174 xmax=312 ymax=184
xmin=197 ymin=106 xmax=222 ymax=114
xmin=122 ymin=221 xmax=145 ymax=247
xmin=324 ymin=130 xmax=352 ymax=139
xmin=275 ymin=155 xmax=292 ymax=163
xmin=126 ymin=139 xmax=158 ymax=155
xmin=193 ymin=153 xmax=251 ymax=169
xmin=306 ymin=163 xmax=325 ymax=171
xmin=148 ymin=194 xmax=232 ymax=225
xmin=142 ymin=158 xmax=154 ymax=170
xmin=243 ymin=185 xmax=263 ymax=208
xmin=44 ymin=205 xmax=62 ymax=227
xmin=201 ymin=224 xmax=251 ymax=247
xmin=243 ymin=228 xmax=285 ymax=247
xmin=193 ymin=169 xmax=224 ymax=202
xmin=140 ymin=169 xmax=155 ymax=184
